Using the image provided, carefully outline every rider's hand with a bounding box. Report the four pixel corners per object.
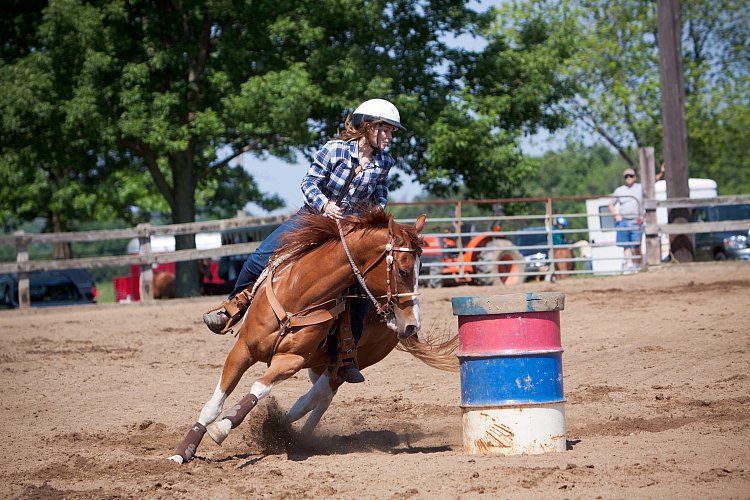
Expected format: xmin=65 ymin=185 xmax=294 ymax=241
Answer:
xmin=614 ymin=214 xmax=623 ymax=223
xmin=323 ymin=201 xmax=343 ymax=219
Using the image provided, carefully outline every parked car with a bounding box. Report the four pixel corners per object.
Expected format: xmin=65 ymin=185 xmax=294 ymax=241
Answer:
xmin=692 ymin=203 xmax=750 ymax=261
xmin=0 ymin=269 xmax=97 ymax=309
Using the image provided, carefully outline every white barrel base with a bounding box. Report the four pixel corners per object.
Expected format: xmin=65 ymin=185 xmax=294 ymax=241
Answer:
xmin=462 ymin=403 xmax=566 ymax=455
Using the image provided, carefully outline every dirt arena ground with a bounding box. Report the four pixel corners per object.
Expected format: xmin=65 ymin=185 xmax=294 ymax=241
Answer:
xmin=2 ymin=261 xmax=749 ymax=499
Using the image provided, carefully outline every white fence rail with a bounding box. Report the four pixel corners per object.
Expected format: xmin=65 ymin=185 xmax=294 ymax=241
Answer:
xmin=392 ymin=198 xmax=634 ymax=287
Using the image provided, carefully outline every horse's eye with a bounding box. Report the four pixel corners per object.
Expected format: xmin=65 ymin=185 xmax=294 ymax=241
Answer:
xmin=398 ymin=268 xmax=409 ymax=278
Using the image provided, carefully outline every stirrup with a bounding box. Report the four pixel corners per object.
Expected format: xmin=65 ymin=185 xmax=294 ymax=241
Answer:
xmin=203 ymin=289 xmax=254 ymax=335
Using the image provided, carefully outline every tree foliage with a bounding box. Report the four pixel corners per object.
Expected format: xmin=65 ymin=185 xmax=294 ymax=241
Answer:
xmin=500 ymin=0 xmax=750 ymax=194
xmin=1 ymin=0 xmax=574 ymax=293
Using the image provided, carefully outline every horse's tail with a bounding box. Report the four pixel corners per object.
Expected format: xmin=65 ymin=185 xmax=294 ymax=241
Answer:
xmin=396 ymin=331 xmax=459 ymax=372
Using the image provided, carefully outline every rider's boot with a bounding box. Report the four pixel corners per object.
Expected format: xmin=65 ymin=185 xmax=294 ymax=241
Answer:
xmin=203 ymin=287 xmax=254 ymax=335
xmin=335 ymin=304 xmax=365 ymax=383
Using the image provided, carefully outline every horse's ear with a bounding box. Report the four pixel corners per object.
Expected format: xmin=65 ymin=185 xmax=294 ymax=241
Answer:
xmin=413 ymin=214 xmax=427 ymax=233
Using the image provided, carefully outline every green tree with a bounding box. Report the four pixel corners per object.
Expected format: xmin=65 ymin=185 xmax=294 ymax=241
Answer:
xmin=526 ymin=142 xmax=629 ymax=198
xmin=500 ymin=0 xmax=750 ymax=194
xmin=1 ymin=0 xmax=573 ymax=295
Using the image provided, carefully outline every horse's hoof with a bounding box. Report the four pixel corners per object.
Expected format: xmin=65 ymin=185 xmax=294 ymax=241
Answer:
xmin=167 ymin=454 xmax=184 ymax=464
xmin=206 ymin=419 xmax=231 ymax=445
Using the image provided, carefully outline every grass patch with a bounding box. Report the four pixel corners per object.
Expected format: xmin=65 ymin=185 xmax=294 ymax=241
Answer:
xmin=96 ymin=280 xmax=116 ymax=304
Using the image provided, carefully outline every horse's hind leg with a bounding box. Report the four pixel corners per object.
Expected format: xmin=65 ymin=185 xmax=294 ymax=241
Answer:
xmin=287 ymin=369 xmax=343 ymax=436
xmin=205 ymin=352 xmax=306 ymax=446
xmin=169 ymin=340 xmax=253 ymax=464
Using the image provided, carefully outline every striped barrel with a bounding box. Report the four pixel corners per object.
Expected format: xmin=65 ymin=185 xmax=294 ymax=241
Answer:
xmin=452 ymin=292 xmax=566 ymax=455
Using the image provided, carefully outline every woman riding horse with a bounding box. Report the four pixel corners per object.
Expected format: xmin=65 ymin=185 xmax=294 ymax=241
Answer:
xmin=170 ymin=209 xmax=428 ymax=463
xmin=203 ymin=98 xmax=405 ymax=384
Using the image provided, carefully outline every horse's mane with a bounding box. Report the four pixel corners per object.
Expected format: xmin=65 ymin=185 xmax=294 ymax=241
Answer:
xmin=276 ymin=205 xmax=419 ymax=262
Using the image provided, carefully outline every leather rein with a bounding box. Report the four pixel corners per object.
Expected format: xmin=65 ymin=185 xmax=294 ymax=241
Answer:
xmin=334 ymin=217 xmax=420 ymax=317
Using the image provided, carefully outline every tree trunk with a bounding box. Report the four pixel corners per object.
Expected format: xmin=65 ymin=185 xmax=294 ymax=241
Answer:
xmin=172 ymin=152 xmax=200 ymax=298
xmin=50 ymin=212 xmax=72 ymax=260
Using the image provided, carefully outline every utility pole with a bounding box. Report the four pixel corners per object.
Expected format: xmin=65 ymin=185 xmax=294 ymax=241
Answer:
xmin=657 ymin=0 xmax=693 ymax=262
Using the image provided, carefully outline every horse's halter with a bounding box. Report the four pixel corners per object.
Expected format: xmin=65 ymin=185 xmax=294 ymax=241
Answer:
xmin=335 ymin=218 xmax=420 ymax=317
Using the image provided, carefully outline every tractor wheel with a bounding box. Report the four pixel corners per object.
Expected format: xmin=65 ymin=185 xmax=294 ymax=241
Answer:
xmin=423 ymin=263 xmax=443 ymax=288
xmin=473 ymin=239 xmax=524 ymax=286
xmin=418 ymin=261 xmax=443 ymax=289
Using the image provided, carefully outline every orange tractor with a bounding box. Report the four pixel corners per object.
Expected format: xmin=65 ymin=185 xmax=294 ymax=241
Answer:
xmin=420 ymin=220 xmax=524 ymax=287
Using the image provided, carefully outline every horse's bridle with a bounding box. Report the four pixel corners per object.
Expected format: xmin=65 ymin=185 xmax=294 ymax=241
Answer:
xmin=335 ymin=218 xmax=420 ymax=318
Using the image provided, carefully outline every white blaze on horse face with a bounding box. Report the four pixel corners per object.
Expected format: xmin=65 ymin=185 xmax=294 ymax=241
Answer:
xmin=412 ymin=255 xmax=421 ymax=331
xmin=387 ymin=254 xmax=421 ymax=338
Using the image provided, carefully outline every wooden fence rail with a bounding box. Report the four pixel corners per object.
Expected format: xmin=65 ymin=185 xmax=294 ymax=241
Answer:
xmin=0 ymin=213 xmax=291 ymax=308
xmin=3 ymin=193 xmax=748 ymax=309
xmin=643 ymin=194 xmax=750 ymax=265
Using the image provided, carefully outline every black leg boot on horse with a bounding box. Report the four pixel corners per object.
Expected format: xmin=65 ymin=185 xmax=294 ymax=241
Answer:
xmin=203 ymin=284 xmax=254 ymax=335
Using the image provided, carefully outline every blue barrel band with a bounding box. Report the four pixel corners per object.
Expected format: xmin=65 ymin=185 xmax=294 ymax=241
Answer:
xmin=460 ymin=353 xmax=564 ymax=406
xmin=459 ymin=348 xmax=564 ymax=359
xmin=452 ymin=292 xmax=564 ymax=316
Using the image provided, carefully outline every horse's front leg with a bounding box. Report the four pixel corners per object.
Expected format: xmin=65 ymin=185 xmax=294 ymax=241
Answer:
xmin=205 ymin=352 xmax=306 ymax=446
xmin=168 ymin=339 xmax=253 ymax=464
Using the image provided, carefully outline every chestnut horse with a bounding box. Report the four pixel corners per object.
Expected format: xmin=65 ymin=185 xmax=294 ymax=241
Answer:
xmin=152 ymin=271 xmax=176 ymax=299
xmin=170 ymin=209 xmax=451 ymax=463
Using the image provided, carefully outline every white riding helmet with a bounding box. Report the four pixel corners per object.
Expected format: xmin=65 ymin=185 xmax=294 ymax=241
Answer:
xmin=351 ymin=98 xmax=406 ymax=131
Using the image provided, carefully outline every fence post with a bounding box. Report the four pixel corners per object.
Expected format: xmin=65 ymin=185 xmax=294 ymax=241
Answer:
xmin=640 ymin=147 xmax=659 ymax=268
xmin=15 ymin=231 xmax=30 ymax=309
xmin=455 ymin=201 xmax=465 ymax=279
xmin=137 ymin=223 xmax=154 ymax=304
xmin=544 ymin=198 xmax=554 ymax=282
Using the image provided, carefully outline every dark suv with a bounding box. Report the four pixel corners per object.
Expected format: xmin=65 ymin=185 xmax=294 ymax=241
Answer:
xmin=0 ymin=269 xmax=97 ymax=309
xmin=692 ymin=204 xmax=750 ymax=261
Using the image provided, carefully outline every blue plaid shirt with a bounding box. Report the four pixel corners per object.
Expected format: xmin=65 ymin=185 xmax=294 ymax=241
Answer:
xmin=301 ymin=139 xmax=394 ymax=214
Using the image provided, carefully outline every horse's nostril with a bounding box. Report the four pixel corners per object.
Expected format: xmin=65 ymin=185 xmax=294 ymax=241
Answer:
xmin=404 ymin=324 xmax=418 ymax=338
